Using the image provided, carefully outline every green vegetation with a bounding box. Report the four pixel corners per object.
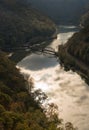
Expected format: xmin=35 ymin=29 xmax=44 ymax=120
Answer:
xmin=0 ymin=0 xmax=56 ymax=50
xmin=0 ymin=51 xmax=57 ymax=130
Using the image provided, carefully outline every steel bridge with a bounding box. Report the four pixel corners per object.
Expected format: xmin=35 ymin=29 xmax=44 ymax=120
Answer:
xmin=0 ymin=45 xmax=58 ymax=58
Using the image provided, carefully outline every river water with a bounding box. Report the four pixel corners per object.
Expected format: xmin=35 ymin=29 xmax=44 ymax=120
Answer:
xmin=17 ymin=26 xmax=89 ymax=130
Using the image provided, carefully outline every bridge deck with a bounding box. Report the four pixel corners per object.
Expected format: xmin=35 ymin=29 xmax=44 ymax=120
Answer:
xmin=0 ymin=46 xmax=58 ymax=57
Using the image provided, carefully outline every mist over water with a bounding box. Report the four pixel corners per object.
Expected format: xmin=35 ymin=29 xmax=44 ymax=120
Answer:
xmin=17 ymin=26 xmax=89 ymax=130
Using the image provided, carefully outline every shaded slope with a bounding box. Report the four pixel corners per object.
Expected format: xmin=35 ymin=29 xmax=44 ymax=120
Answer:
xmin=0 ymin=0 xmax=56 ymax=49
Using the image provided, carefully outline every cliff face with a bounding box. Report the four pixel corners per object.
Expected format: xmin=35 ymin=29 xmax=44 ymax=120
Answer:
xmin=0 ymin=0 xmax=56 ymax=49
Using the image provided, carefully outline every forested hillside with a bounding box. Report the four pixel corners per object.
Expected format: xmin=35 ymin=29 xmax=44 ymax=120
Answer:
xmin=0 ymin=51 xmax=60 ymax=130
xmin=67 ymin=27 xmax=89 ymax=65
xmin=58 ymin=10 xmax=89 ymax=81
xmin=65 ymin=9 xmax=89 ymax=66
xmin=0 ymin=0 xmax=56 ymax=49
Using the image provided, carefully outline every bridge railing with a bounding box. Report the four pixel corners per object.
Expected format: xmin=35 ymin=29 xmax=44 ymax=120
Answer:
xmin=0 ymin=46 xmax=58 ymax=58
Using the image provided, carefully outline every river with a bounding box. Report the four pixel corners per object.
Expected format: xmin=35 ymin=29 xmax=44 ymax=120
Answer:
xmin=17 ymin=25 xmax=89 ymax=130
